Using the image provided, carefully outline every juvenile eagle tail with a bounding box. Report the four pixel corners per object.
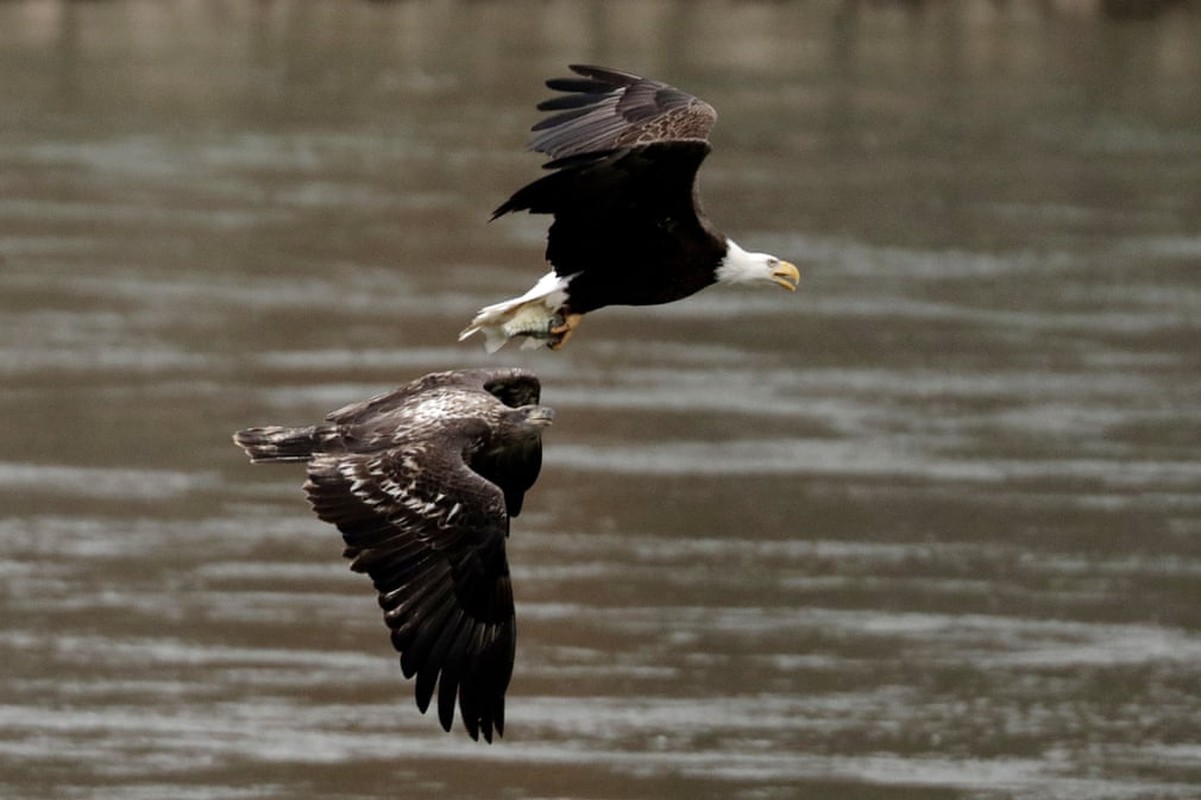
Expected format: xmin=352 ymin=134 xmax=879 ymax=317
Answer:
xmin=233 ymin=425 xmax=320 ymax=463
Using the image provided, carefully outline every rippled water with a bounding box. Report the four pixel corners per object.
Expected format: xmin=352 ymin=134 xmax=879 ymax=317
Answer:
xmin=2 ymin=1 xmax=1200 ymax=799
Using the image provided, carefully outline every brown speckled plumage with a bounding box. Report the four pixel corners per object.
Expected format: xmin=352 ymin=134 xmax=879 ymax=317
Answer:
xmin=233 ymin=368 xmax=551 ymax=743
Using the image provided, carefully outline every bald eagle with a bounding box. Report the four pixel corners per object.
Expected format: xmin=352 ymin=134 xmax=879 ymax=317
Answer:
xmin=232 ymin=368 xmax=552 ymax=742
xmin=460 ymin=64 xmax=800 ymax=352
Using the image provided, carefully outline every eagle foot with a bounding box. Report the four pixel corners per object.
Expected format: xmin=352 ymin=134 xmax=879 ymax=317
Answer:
xmin=546 ymin=313 xmax=583 ymax=351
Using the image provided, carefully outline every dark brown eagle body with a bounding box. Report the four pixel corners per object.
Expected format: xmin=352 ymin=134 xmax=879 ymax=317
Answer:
xmin=495 ymin=140 xmax=727 ymax=313
xmin=233 ymin=368 xmax=552 ymax=743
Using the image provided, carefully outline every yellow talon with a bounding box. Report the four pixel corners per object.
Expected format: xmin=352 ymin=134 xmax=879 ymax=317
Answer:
xmin=547 ymin=313 xmax=583 ymax=350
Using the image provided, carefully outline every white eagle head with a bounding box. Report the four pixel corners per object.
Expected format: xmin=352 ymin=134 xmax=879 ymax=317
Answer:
xmin=715 ymin=239 xmax=800 ymax=292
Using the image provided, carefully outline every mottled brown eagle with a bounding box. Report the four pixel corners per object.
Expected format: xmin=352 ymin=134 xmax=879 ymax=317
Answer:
xmin=233 ymin=368 xmax=552 ymax=742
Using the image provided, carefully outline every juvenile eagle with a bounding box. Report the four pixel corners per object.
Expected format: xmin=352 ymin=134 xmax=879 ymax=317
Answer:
xmin=232 ymin=368 xmax=552 ymax=742
xmin=460 ymin=64 xmax=800 ymax=352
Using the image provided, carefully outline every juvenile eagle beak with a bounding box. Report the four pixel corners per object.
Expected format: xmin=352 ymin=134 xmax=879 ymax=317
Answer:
xmin=770 ymin=261 xmax=800 ymax=292
xmin=524 ymin=406 xmax=556 ymax=427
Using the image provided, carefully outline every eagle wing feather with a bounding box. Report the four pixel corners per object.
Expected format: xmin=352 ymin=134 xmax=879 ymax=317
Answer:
xmin=303 ymin=428 xmax=517 ymax=743
xmin=529 ymin=64 xmax=717 ymax=160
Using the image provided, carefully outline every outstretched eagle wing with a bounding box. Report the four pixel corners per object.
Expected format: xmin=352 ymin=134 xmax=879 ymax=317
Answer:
xmin=493 ymin=67 xmax=724 ymax=304
xmin=303 ymin=425 xmax=517 ymax=743
xmin=529 ymin=64 xmax=717 ymax=160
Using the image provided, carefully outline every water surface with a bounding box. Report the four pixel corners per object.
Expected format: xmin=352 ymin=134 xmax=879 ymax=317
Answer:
xmin=2 ymin=2 xmax=1200 ymax=799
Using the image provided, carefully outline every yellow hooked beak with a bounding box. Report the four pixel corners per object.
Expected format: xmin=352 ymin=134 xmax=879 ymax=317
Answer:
xmin=770 ymin=260 xmax=800 ymax=292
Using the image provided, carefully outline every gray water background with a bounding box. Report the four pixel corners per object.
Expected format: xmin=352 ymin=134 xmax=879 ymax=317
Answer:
xmin=2 ymin=1 xmax=1200 ymax=798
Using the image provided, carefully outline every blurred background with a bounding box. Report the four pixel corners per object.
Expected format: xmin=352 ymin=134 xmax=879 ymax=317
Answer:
xmin=1 ymin=1 xmax=1199 ymax=799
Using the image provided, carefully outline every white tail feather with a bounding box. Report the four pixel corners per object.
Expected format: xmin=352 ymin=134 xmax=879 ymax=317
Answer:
xmin=459 ymin=271 xmax=571 ymax=352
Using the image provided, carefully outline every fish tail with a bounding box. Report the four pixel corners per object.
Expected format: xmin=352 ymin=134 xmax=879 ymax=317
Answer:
xmin=459 ymin=271 xmax=571 ymax=353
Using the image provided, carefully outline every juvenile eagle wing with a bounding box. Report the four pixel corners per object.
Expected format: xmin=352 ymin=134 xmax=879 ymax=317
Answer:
xmin=304 ymin=432 xmax=516 ymax=743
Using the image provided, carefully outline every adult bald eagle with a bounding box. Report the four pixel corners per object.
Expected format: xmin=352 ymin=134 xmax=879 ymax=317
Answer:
xmin=232 ymin=368 xmax=552 ymax=742
xmin=460 ymin=64 xmax=800 ymax=352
